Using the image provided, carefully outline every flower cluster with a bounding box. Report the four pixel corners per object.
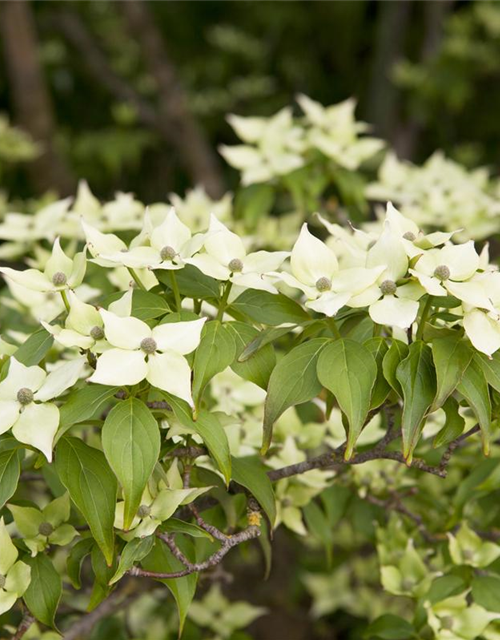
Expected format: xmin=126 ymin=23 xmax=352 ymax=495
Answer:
xmin=367 ymin=151 xmax=500 ymax=241
xmin=220 ymin=94 xmax=384 ymax=185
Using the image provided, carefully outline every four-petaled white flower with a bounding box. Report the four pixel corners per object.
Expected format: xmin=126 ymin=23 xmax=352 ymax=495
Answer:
xmin=41 ymin=290 xmax=105 ymax=350
xmin=187 ymin=215 xmax=289 ymax=293
xmin=0 ymin=237 xmax=86 ymax=293
xmin=277 ymin=223 xmax=384 ymax=317
xmin=219 ymin=107 xmax=306 ymax=186
xmin=410 ymin=241 xmax=481 ymax=300
xmin=98 ymin=208 xmax=206 ymax=270
xmin=88 ymin=310 xmax=206 ymax=406
xmin=0 ymin=358 xmax=86 ymax=461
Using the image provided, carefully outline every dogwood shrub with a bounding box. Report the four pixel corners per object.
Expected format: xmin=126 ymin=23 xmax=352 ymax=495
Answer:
xmin=1 ymin=98 xmax=500 ymax=639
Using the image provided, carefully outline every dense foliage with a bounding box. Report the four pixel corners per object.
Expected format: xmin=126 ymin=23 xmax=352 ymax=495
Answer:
xmin=2 ymin=86 xmax=500 ymax=640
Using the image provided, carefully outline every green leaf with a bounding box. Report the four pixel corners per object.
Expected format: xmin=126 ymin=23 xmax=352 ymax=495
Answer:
xmin=192 ymin=320 xmax=237 ymax=407
xmin=238 ymin=325 xmax=297 ymax=361
xmin=57 ymin=384 xmax=119 ymax=440
xmin=231 ymin=456 xmax=276 ymax=526
xmin=365 ymin=337 xmax=390 ymax=409
xmin=382 ymin=340 xmax=409 ymax=397
xmin=130 ymin=290 xmax=170 ymax=320
xmin=432 ymin=335 xmax=473 ymax=409
xmin=433 ymin=397 xmax=465 ymax=448
xmin=364 ymin=614 xmax=414 ymax=640
xmin=317 ymin=338 xmax=377 ymax=459
xmin=24 ymin=554 xmax=62 ymax=628
xmin=67 ymin=538 xmax=94 ymax=589
xmin=476 ymin=351 xmax=500 ymax=393
xmin=396 ymin=341 xmax=436 ymax=462
xmin=109 ymin=536 xmax=154 ymax=585
xmin=193 ymin=410 xmax=231 ymax=486
xmin=472 ymin=575 xmax=500 ymax=612
xmin=102 ymin=398 xmax=160 ymax=529
xmin=228 ymin=322 xmax=276 ymax=389
xmin=164 ymin=393 xmax=231 ymax=485
xmin=0 ymin=446 xmax=21 ymax=508
xmin=158 ymin=264 xmax=220 ymax=300
xmin=234 ymin=183 xmax=275 ymax=226
xmin=426 ymin=574 xmax=466 ymax=604
xmin=56 ymin=437 xmax=117 ymax=565
xmin=162 ymin=518 xmax=214 ymax=540
xmin=14 ymin=327 xmax=53 ymax=366
xmin=303 ymin=501 xmax=333 ymax=566
xmin=230 ymin=290 xmax=309 ymax=326
xmin=262 ymin=338 xmax=327 ymax=454
xmin=457 ymin=357 xmax=492 ymax=455
xmin=142 ymin=538 xmax=197 ymax=635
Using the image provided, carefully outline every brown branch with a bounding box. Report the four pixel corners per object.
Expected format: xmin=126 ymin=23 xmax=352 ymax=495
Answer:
xmin=62 ymin=581 xmax=140 ymax=640
xmin=131 ymin=523 xmax=261 ymax=580
xmin=10 ymin=613 xmax=35 ymax=640
xmin=439 ymin=424 xmax=481 ymax=473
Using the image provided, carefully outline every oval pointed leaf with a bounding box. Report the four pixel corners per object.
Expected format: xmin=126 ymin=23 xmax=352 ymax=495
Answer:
xmin=55 ymin=437 xmax=117 ymax=565
xmin=396 ymin=341 xmax=437 ymax=462
xmin=24 ymin=554 xmax=62 ymax=628
xmin=192 ymin=320 xmax=237 ymax=407
xmin=228 ymin=321 xmax=276 ymax=389
xmin=102 ymin=398 xmax=160 ymax=530
xmin=457 ymin=357 xmax=491 ymax=455
xmin=365 ymin=337 xmax=390 ymax=409
xmin=317 ymin=338 xmax=377 ymax=459
xmin=231 ymin=455 xmax=276 ymax=526
xmin=0 ymin=446 xmax=21 ymax=509
xmin=230 ymin=290 xmax=309 ymax=325
xmin=262 ymin=338 xmax=328 ymax=454
xmin=382 ymin=340 xmax=409 ymax=397
xmin=432 ymin=335 xmax=473 ymax=409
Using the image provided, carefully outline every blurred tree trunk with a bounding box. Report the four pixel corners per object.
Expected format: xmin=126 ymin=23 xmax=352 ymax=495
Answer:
xmin=0 ymin=1 xmax=75 ymax=195
xmin=395 ymin=0 xmax=455 ymax=159
xmin=367 ymin=0 xmax=413 ymax=143
xmin=120 ymin=1 xmax=224 ymax=198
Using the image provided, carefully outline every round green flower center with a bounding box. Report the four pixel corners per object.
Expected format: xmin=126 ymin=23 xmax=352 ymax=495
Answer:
xmin=401 ymin=578 xmax=414 ymax=592
xmin=462 ymin=548 xmax=474 ymax=561
xmin=160 ymin=246 xmax=177 ymax=261
xmin=38 ymin=522 xmax=54 ymax=537
xmin=434 ymin=264 xmax=450 ymax=281
xmin=51 ymin=271 xmax=67 ymax=286
xmin=441 ymin=616 xmax=454 ymax=631
xmin=17 ymin=387 xmax=34 ymax=405
xmin=90 ymin=325 xmax=104 ymax=341
xmin=228 ymin=258 xmax=244 ymax=273
xmin=316 ymin=277 xmax=332 ymax=292
xmin=140 ymin=337 xmax=157 ymax=354
xmin=403 ymin=231 xmax=416 ymax=241
xmin=137 ymin=504 xmax=151 ymax=518
xmin=380 ymin=280 xmax=397 ymax=296
xmin=0 ymin=574 xmax=6 ymax=589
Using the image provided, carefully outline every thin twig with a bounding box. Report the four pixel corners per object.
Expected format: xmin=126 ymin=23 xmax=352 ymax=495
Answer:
xmin=131 ymin=524 xmax=261 ymax=580
xmin=10 ymin=613 xmax=35 ymax=640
